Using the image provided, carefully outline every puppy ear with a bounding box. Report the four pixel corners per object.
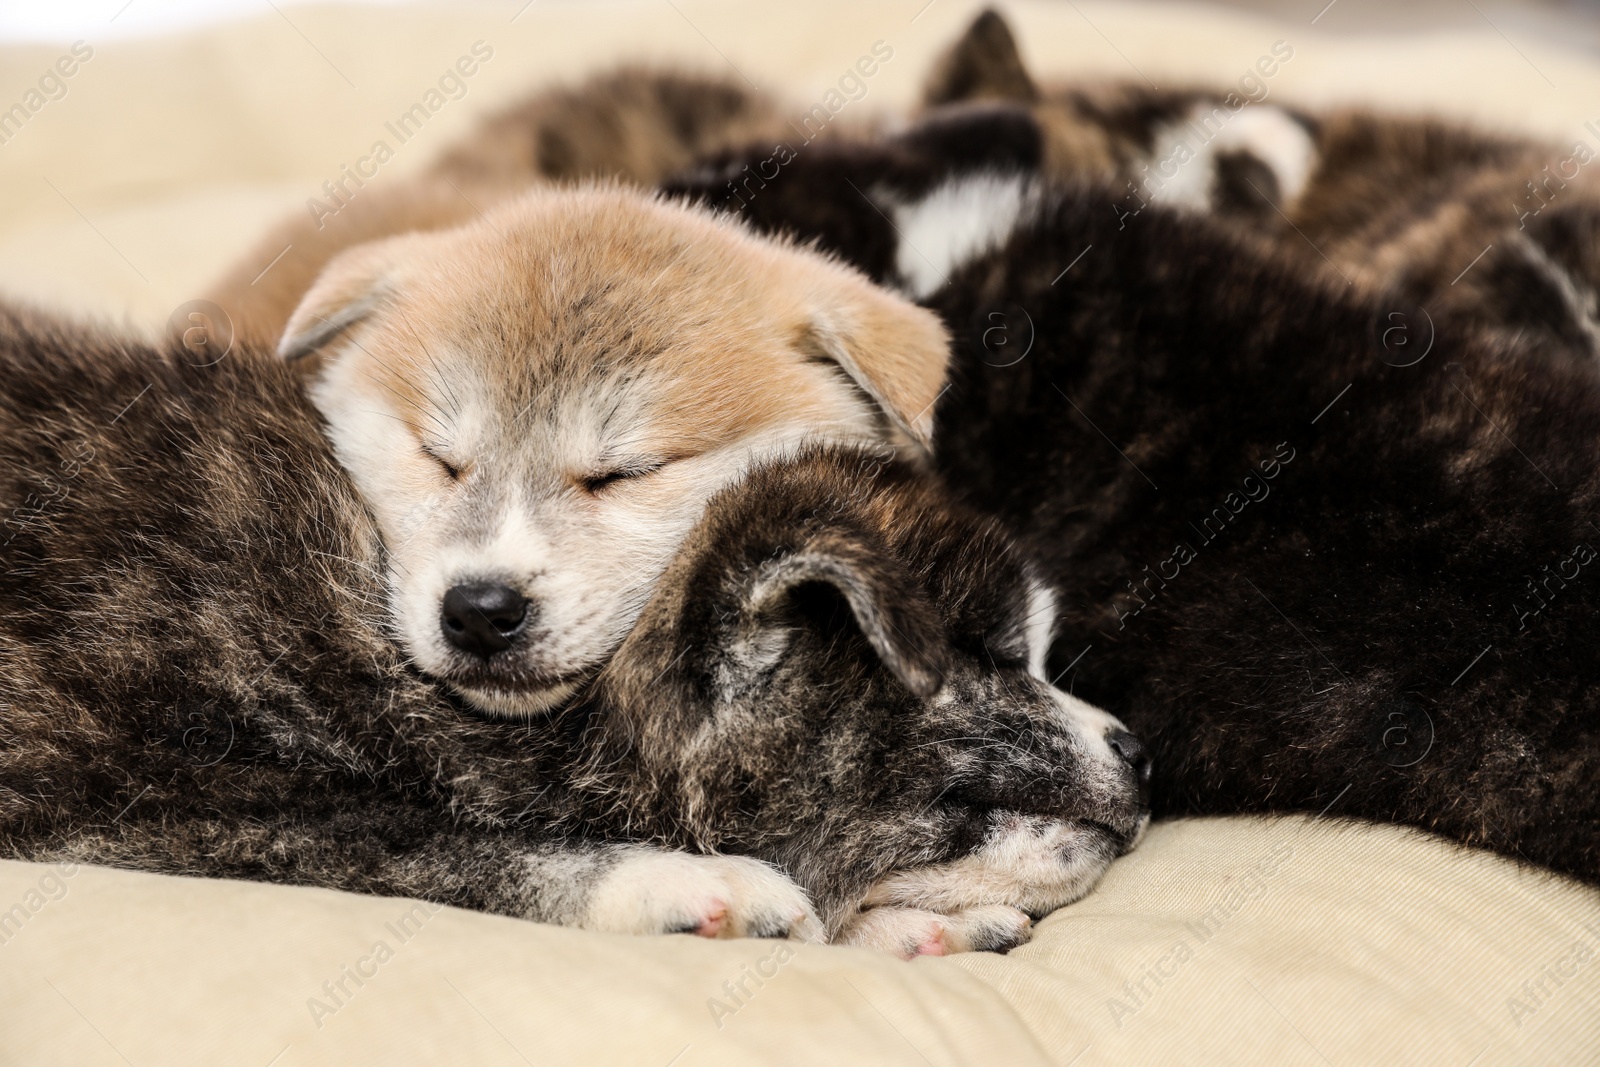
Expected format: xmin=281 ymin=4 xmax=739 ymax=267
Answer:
xmin=803 ymin=276 xmax=951 ymax=452
xmin=923 ymin=8 xmax=1039 ymax=108
xmin=742 ymin=531 xmax=948 ymax=699
xmin=278 ymin=240 xmax=398 ymax=362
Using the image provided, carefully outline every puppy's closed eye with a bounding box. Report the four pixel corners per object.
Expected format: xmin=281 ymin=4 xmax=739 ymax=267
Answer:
xmin=421 ymin=445 xmax=463 ymax=481
xmin=580 ymin=460 xmax=666 ymax=494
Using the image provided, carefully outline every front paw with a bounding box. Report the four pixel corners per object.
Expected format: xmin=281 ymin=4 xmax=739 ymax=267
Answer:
xmin=836 ymin=904 xmax=1033 ymax=959
xmin=583 ymin=849 xmax=821 ymax=941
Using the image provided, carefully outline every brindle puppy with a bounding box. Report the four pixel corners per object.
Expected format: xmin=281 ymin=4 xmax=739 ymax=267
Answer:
xmin=663 ymin=116 xmax=1600 ymax=885
xmin=0 ymin=306 xmax=1148 ymax=955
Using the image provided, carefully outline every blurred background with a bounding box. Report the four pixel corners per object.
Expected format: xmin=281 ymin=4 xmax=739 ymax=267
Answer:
xmin=3 ymin=0 xmax=1600 ymax=329
xmin=7 ymin=0 xmax=1600 ymax=46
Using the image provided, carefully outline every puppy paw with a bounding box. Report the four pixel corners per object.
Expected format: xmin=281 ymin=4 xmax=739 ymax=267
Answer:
xmin=942 ymin=903 xmax=1035 ymax=953
xmin=836 ymin=907 xmax=952 ymax=959
xmin=583 ymin=849 xmax=821 ymax=941
xmin=835 ymin=904 xmax=1032 ymax=959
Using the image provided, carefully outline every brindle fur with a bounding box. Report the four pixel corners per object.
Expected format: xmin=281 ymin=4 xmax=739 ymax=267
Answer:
xmin=0 ymin=306 xmax=1143 ymax=935
xmin=664 ymin=116 xmax=1600 ymax=885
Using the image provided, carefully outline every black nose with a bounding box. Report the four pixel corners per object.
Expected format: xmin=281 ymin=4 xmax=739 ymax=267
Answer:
xmin=1106 ymin=729 xmax=1152 ymax=804
xmin=440 ymin=583 xmax=529 ymax=657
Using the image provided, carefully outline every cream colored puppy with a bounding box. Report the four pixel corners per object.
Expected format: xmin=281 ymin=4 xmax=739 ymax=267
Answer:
xmin=281 ymin=186 xmax=949 ymax=717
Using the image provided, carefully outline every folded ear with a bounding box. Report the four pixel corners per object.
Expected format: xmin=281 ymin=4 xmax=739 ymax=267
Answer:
xmin=802 ymin=274 xmax=951 ymax=452
xmin=278 ymin=239 xmax=400 ymax=362
xmin=739 ymin=531 xmax=949 ymax=699
xmin=923 ymin=8 xmax=1039 ymax=108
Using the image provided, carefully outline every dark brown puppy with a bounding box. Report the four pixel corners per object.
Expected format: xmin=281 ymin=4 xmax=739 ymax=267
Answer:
xmin=664 ymin=117 xmax=1600 ymax=886
xmin=0 ymin=306 xmax=1146 ymax=953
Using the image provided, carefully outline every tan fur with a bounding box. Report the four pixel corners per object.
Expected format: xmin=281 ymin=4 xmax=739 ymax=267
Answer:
xmin=280 ymin=186 xmax=950 ymax=715
xmin=210 ymin=68 xmax=794 ymax=354
xmin=283 ymin=187 xmax=948 ymax=451
xmin=210 ymin=175 xmax=508 ymax=354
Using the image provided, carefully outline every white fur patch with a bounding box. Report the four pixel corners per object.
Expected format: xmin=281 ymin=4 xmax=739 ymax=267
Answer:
xmin=1509 ymin=231 xmax=1600 ymax=353
xmin=1147 ymin=103 xmax=1317 ymax=212
xmin=583 ymin=849 xmax=820 ymax=941
xmin=861 ymin=814 xmax=1117 ymax=916
xmin=1050 ymin=687 xmax=1126 ymax=768
xmin=1023 ymin=577 xmax=1058 ymax=681
xmin=890 ymin=172 xmax=1038 ymax=299
xmin=836 ymin=903 xmax=1031 ymax=958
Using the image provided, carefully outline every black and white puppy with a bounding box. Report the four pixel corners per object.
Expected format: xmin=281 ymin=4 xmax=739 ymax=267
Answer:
xmin=665 ymin=111 xmax=1600 ymax=885
xmin=0 ymin=306 xmax=1148 ymax=955
xmin=926 ymin=7 xmax=1600 ymax=370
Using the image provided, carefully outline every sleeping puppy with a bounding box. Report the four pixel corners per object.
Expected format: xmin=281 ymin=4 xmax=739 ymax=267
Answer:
xmin=931 ymin=8 xmax=1600 ymax=367
xmin=0 ymin=306 xmax=1149 ymax=954
xmin=919 ymin=9 xmax=1317 ymax=229
xmin=664 ymin=113 xmax=1600 ymax=885
xmin=276 ymin=187 xmax=949 ymax=716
